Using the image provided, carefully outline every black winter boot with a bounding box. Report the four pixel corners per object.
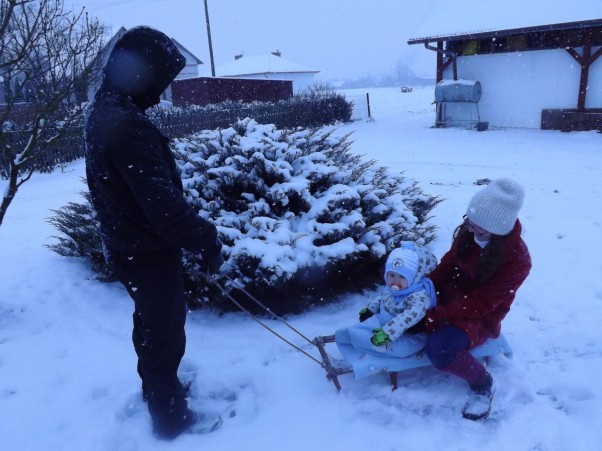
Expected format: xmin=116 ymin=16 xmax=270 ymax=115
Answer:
xmin=142 ymin=378 xmax=191 ymax=403
xmin=153 ymin=408 xmax=223 ymax=440
xmin=153 ymin=406 xmax=197 ymax=440
xmin=462 ymin=373 xmax=495 ymax=421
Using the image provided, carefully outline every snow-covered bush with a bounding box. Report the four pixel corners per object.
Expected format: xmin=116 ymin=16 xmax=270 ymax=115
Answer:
xmin=48 ymin=119 xmax=440 ymax=315
xmin=174 ymin=119 xmax=439 ymax=313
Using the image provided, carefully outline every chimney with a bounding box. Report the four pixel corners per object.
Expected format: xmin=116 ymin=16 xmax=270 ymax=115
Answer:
xmin=271 ymin=50 xmax=281 ymax=57
xmin=234 ymin=53 xmax=243 ymax=60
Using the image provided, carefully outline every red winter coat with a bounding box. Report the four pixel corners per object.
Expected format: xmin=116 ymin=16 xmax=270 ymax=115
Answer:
xmin=425 ymin=220 xmax=531 ymax=348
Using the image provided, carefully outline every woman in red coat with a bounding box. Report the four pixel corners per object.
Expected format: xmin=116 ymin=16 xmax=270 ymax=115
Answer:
xmin=423 ymin=178 xmax=531 ymax=421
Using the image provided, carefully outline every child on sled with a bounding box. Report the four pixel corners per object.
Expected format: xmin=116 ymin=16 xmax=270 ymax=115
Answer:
xmin=334 ymin=241 xmax=437 ymax=379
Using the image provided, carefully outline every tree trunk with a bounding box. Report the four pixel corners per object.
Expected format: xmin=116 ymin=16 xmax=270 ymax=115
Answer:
xmin=0 ymin=164 xmax=19 ymax=227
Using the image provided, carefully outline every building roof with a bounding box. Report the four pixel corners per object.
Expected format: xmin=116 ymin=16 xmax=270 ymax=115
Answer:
xmin=213 ymin=53 xmax=319 ymax=77
xmin=88 ymin=26 xmax=127 ymax=72
xmin=95 ymin=27 xmax=202 ymax=66
xmin=408 ymin=0 xmax=602 ymax=44
xmin=171 ymin=37 xmax=203 ymax=65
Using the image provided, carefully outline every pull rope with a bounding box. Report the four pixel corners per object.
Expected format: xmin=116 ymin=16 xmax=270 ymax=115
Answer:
xmin=222 ymin=274 xmax=317 ymax=346
xmin=204 ymin=273 xmax=324 ymax=367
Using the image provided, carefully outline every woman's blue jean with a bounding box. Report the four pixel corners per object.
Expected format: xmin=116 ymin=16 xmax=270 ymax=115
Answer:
xmin=424 ymin=324 xmax=469 ymax=368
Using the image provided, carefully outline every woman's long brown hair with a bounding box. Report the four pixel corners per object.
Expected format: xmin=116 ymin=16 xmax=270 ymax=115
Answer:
xmin=452 ymin=223 xmax=506 ymax=282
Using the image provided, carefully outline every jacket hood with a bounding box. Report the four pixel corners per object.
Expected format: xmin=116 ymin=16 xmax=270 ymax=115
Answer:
xmin=102 ymin=26 xmax=186 ymax=109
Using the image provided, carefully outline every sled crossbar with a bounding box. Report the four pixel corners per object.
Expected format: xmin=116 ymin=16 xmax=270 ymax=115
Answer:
xmin=312 ymin=334 xmax=514 ymax=391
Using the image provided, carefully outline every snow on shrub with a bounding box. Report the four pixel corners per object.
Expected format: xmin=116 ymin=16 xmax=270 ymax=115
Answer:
xmin=173 ymin=118 xmax=439 ymax=314
xmin=47 ymin=119 xmax=440 ymax=315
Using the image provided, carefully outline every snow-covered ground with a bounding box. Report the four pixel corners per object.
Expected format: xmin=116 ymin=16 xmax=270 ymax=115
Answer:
xmin=1 ymin=87 xmax=601 ymax=451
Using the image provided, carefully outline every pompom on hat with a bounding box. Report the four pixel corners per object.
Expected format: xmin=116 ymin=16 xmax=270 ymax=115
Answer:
xmin=466 ymin=178 xmax=525 ymax=235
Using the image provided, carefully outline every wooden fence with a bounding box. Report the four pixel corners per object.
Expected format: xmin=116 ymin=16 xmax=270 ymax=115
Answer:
xmin=1 ymin=94 xmax=352 ymax=176
xmin=0 ymin=128 xmax=85 ymax=177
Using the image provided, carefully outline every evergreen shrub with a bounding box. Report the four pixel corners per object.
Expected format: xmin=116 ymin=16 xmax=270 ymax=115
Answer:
xmin=48 ymin=119 xmax=440 ymax=315
xmin=47 ymin=189 xmax=114 ymax=281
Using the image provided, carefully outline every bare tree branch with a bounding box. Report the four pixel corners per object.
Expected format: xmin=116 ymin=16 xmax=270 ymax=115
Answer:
xmin=0 ymin=0 xmax=106 ymax=226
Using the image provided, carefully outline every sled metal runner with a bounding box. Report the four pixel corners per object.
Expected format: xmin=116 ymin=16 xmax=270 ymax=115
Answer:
xmin=312 ymin=333 xmax=514 ymax=391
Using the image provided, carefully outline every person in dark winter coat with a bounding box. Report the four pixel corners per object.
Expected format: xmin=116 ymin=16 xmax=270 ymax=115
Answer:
xmin=421 ymin=178 xmax=531 ymax=421
xmin=84 ymin=26 xmax=224 ymax=439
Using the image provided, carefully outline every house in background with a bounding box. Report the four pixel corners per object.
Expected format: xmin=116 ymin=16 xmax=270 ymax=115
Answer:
xmin=211 ymin=51 xmax=319 ymax=93
xmin=408 ymin=0 xmax=602 ymax=130
xmin=87 ymin=27 xmax=203 ymax=102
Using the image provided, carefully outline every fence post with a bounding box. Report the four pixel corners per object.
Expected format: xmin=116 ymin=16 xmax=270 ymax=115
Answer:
xmin=366 ymin=93 xmax=371 ymax=119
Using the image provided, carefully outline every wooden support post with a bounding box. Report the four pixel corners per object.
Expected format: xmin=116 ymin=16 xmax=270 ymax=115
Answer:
xmin=313 ymin=335 xmax=344 ymax=391
xmin=389 ymin=372 xmax=398 ymax=391
xmin=312 ymin=335 xmax=353 ymax=391
xmin=565 ymin=30 xmax=602 ymax=114
xmin=436 ymin=42 xmax=444 ymax=82
xmin=577 ymin=31 xmax=592 ymax=112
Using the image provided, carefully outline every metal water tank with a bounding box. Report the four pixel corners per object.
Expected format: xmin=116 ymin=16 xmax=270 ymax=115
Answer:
xmin=435 ymin=80 xmax=482 ymax=103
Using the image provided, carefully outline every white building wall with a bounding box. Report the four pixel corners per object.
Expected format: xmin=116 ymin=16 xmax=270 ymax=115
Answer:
xmin=177 ymin=64 xmax=200 ymax=80
xmin=279 ymin=73 xmax=317 ymax=93
xmin=441 ymin=48 xmax=601 ymax=128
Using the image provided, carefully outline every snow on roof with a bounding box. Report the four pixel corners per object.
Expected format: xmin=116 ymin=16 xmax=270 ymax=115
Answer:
xmin=214 ymin=53 xmax=319 ymax=77
xmin=409 ymin=0 xmax=602 ymax=43
xmin=171 ymin=37 xmax=203 ymax=65
xmin=98 ymin=27 xmax=202 ymax=65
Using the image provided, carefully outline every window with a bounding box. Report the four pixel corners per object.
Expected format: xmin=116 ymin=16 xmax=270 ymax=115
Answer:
xmin=445 ymin=25 xmax=602 ymax=56
xmin=507 ymin=35 xmax=527 ymax=51
xmin=462 ymin=39 xmax=479 ymax=55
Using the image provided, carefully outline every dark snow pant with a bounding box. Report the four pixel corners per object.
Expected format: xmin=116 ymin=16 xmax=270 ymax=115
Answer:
xmin=111 ymin=249 xmax=193 ymax=437
xmin=424 ymin=325 xmax=491 ymax=390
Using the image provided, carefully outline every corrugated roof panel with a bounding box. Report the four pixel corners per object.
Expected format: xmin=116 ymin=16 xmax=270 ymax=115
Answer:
xmin=409 ymin=0 xmax=602 ymax=43
xmin=213 ymin=54 xmax=319 ymax=77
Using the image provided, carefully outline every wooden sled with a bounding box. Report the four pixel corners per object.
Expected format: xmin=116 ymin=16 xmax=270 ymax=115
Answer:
xmin=312 ymin=334 xmax=513 ymax=391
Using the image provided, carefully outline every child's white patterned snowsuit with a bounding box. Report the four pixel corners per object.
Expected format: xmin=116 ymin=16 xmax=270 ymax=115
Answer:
xmin=335 ymin=242 xmax=437 ymax=379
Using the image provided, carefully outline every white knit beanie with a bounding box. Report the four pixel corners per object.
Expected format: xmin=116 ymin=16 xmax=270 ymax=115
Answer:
xmin=466 ymin=178 xmax=525 ymax=235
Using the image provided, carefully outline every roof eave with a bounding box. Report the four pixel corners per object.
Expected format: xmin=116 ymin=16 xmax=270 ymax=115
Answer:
xmin=221 ymin=70 xmax=319 ymax=77
xmin=170 ymin=37 xmax=203 ymax=64
xmin=408 ymin=18 xmax=602 ymax=45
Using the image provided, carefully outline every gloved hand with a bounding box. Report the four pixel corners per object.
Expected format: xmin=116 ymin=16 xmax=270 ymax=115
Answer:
xmin=371 ymin=328 xmax=391 ymax=347
xmin=205 ymin=250 xmax=224 ymax=276
xmin=201 ymin=238 xmax=224 ymax=276
xmin=358 ymin=308 xmax=374 ymax=322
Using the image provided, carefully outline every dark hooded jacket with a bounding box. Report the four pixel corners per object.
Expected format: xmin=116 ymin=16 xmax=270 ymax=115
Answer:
xmin=84 ymin=26 xmax=220 ymax=262
xmin=425 ymin=220 xmax=531 ymax=348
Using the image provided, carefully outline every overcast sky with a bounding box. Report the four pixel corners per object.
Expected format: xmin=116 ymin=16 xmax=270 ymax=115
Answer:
xmin=66 ymin=0 xmax=438 ymax=80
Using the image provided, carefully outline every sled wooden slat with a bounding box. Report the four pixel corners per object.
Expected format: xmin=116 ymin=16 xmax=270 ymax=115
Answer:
xmin=313 ymin=334 xmax=513 ymax=391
